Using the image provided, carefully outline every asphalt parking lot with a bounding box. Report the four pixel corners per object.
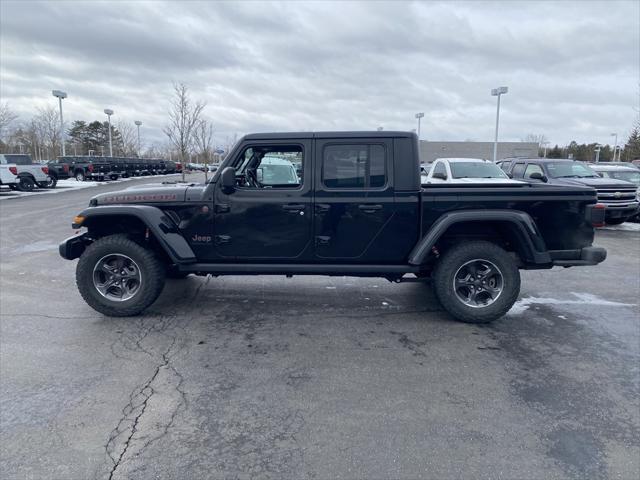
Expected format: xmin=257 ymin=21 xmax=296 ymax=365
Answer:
xmin=1 ymin=174 xmax=638 ymax=480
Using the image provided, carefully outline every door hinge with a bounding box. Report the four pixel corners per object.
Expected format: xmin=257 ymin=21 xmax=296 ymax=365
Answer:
xmin=214 ymin=235 xmax=231 ymax=245
xmin=315 ymin=235 xmax=331 ymax=246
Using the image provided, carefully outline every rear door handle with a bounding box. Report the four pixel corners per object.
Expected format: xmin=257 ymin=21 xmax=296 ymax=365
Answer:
xmin=215 ymin=203 xmax=230 ymax=213
xmin=315 ymin=203 xmax=330 ymax=213
xmin=358 ymin=204 xmax=383 ymax=213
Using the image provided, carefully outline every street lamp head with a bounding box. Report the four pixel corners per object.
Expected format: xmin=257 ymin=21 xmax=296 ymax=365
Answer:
xmin=415 ymin=112 xmax=424 ymax=119
xmin=491 ymin=86 xmax=509 ymax=96
xmin=104 ymin=108 xmax=114 ymax=116
xmin=52 ymin=90 xmax=67 ymax=99
xmin=135 ymin=120 xmax=142 ymax=126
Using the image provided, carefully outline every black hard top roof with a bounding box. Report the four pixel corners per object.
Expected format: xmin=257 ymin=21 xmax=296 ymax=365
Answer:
xmin=243 ymin=131 xmax=417 ymax=140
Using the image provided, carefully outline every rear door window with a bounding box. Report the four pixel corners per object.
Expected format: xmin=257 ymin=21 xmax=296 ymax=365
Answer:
xmin=511 ymin=162 xmax=526 ymax=178
xmin=322 ymin=144 xmax=386 ymax=189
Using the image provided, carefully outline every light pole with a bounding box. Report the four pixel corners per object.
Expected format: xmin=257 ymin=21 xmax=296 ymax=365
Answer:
xmin=52 ymin=90 xmax=67 ymax=156
xmin=135 ymin=120 xmax=142 ymax=156
xmin=594 ymin=144 xmax=602 ymax=163
xmin=415 ymin=112 xmax=424 ymax=139
xmin=610 ymin=133 xmax=618 ymax=161
xmin=104 ymin=109 xmax=114 ymax=157
xmin=491 ymin=86 xmax=509 ymax=162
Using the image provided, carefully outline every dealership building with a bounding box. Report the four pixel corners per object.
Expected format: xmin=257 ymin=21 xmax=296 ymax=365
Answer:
xmin=419 ymin=141 xmax=539 ymax=163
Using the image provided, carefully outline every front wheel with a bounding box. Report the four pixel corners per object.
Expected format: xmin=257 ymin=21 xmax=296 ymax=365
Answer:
xmin=75 ymin=170 xmax=85 ymax=182
xmin=432 ymin=241 xmax=520 ymax=324
xmin=76 ymin=235 xmax=166 ymax=316
xmin=41 ymin=175 xmax=57 ymax=188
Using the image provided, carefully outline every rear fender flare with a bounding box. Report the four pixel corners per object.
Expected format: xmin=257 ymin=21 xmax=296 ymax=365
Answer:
xmin=75 ymin=205 xmax=196 ymax=264
xmin=408 ymin=209 xmax=551 ymax=266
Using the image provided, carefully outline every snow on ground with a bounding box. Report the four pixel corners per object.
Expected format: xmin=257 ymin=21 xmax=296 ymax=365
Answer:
xmin=0 ymin=174 xmax=182 ymax=201
xmin=508 ymin=292 xmax=634 ymax=315
xmin=600 ymin=222 xmax=640 ymax=232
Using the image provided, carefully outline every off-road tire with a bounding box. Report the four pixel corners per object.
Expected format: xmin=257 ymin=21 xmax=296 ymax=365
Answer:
xmin=432 ymin=241 xmax=520 ymax=324
xmin=17 ymin=175 xmax=36 ymax=192
xmin=39 ymin=175 xmax=57 ymax=189
xmin=76 ymin=234 xmax=166 ymax=316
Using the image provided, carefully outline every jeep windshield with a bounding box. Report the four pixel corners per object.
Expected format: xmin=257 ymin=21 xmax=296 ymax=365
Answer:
xmin=450 ymin=162 xmax=508 ymax=179
xmin=546 ymin=162 xmax=599 ymax=178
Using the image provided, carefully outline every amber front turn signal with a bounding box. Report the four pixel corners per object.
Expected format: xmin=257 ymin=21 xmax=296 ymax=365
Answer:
xmin=72 ymin=215 xmax=85 ymax=226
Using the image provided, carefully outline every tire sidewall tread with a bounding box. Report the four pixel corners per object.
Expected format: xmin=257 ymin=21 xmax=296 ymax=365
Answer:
xmin=433 ymin=240 xmax=520 ymax=324
xmin=76 ymin=234 xmax=166 ymax=317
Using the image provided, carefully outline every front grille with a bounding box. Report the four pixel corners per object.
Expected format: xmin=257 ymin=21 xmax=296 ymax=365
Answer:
xmin=596 ymin=188 xmax=637 ymax=202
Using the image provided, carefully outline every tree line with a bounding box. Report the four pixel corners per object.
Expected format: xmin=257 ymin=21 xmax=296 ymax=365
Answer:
xmin=0 ymin=82 xmax=219 ymax=164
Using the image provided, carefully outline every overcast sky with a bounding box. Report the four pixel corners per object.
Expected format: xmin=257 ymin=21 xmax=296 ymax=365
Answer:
xmin=1 ymin=0 xmax=638 ymax=148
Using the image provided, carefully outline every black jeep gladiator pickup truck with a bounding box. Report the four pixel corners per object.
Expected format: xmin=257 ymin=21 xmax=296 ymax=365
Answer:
xmin=60 ymin=132 xmax=606 ymax=323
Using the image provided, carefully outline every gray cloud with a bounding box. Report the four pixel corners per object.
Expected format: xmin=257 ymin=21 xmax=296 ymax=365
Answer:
xmin=1 ymin=0 xmax=638 ymax=148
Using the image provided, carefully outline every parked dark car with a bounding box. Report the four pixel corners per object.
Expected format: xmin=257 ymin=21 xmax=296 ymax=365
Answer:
xmin=47 ymin=158 xmax=73 ymax=184
xmin=502 ymin=158 xmax=638 ymax=225
xmin=61 ymin=131 xmax=606 ymax=324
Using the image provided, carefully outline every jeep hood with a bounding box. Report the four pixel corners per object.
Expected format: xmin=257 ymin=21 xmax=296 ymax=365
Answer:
xmin=90 ymin=182 xmax=203 ymax=205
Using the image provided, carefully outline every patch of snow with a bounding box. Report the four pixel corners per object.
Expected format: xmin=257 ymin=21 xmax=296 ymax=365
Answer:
xmin=381 ymin=301 xmax=389 ymax=306
xmin=600 ymin=222 xmax=640 ymax=232
xmin=508 ymin=292 xmax=634 ymax=316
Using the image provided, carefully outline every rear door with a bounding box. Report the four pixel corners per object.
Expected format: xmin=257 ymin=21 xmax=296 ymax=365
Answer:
xmin=313 ymin=138 xmax=395 ymax=261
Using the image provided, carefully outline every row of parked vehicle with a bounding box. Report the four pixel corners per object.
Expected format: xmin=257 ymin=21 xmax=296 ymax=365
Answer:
xmin=420 ymin=157 xmax=640 ymax=224
xmin=47 ymin=156 xmax=183 ymax=186
xmin=0 ymin=154 xmax=182 ymax=192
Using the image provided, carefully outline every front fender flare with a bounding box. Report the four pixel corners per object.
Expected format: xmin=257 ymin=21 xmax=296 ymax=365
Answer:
xmin=71 ymin=205 xmax=196 ymax=263
xmin=408 ymin=209 xmax=551 ymax=266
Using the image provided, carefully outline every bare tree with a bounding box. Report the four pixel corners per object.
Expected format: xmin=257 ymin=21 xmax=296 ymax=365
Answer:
xmin=193 ymin=118 xmax=214 ymax=180
xmin=0 ymin=102 xmax=19 ymax=143
xmin=163 ymin=82 xmax=206 ymax=180
xmin=116 ymin=121 xmax=138 ymax=156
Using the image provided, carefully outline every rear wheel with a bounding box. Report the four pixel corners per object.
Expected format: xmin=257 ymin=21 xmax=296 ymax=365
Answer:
xmin=432 ymin=241 xmax=520 ymax=324
xmin=76 ymin=235 xmax=166 ymax=316
xmin=17 ymin=176 xmax=36 ymax=192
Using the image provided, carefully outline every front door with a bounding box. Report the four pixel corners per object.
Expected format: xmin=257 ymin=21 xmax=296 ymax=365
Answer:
xmin=313 ymin=138 xmax=396 ymax=262
xmin=212 ymin=140 xmax=313 ymax=261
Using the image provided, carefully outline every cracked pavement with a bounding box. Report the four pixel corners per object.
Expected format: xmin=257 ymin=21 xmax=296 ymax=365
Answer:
xmin=1 ymin=175 xmax=639 ymax=479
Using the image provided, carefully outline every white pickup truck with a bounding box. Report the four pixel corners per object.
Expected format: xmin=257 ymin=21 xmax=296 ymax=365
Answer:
xmin=426 ymin=157 xmax=524 ymax=184
xmin=0 ymin=158 xmax=18 ymax=189
xmin=0 ymin=154 xmax=51 ymax=191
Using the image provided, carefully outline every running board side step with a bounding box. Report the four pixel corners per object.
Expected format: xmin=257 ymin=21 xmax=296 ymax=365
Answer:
xmin=177 ymin=263 xmax=423 ymax=277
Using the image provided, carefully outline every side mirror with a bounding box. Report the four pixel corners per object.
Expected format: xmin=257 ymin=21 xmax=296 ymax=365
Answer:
xmin=432 ymin=171 xmax=447 ymax=180
xmin=256 ymin=167 xmax=264 ymax=183
xmin=220 ymin=167 xmax=236 ymax=193
xmin=529 ymin=171 xmax=547 ymax=182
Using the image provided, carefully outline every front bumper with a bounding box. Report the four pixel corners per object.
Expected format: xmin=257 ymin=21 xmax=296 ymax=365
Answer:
xmin=59 ymin=233 xmax=90 ymax=260
xmin=549 ymin=246 xmax=607 ymax=267
xmin=603 ymin=202 xmax=639 ymax=219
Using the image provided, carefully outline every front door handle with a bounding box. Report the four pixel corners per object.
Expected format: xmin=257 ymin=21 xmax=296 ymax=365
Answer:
xmin=358 ymin=204 xmax=383 ymax=213
xmin=282 ymin=204 xmax=305 ymax=212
